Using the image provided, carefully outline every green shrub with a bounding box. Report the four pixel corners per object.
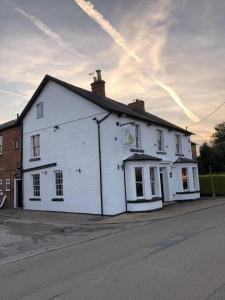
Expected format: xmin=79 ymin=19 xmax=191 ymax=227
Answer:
xmin=199 ymin=174 xmax=225 ymax=196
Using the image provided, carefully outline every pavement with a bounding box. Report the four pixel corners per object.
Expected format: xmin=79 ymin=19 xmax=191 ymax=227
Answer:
xmin=0 ymin=198 xmax=225 ymax=299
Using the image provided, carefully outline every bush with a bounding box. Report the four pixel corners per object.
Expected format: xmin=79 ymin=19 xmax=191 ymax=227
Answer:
xmin=199 ymin=174 xmax=225 ymax=196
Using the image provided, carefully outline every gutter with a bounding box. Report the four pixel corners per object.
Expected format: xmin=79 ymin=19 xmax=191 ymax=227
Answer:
xmin=94 ymin=112 xmax=112 ymax=216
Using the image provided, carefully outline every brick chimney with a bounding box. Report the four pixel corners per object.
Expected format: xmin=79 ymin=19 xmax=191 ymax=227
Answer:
xmin=91 ymin=70 xmax=106 ymax=97
xmin=128 ymin=99 xmax=145 ymax=111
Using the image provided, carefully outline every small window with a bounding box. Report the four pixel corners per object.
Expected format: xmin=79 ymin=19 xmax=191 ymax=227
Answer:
xmin=55 ymin=171 xmax=63 ymax=196
xmin=37 ymin=102 xmax=44 ymax=119
xmin=182 ymin=168 xmax=189 ymax=191
xmin=150 ymin=167 xmax=157 ymax=196
xmin=0 ymin=179 xmax=2 ymax=191
xmin=31 ymin=135 xmax=40 ymax=157
xmin=156 ymin=129 xmax=164 ymax=152
xmin=135 ymin=124 xmax=141 ymax=149
xmin=15 ymin=139 xmax=19 ymax=149
xmin=32 ymin=174 xmax=40 ymax=197
xmin=0 ymin=136 xmax=3 ymax=155
xmin=5 ymin=178 xmax=10 ymax=191
xmin=175 ymin=134 xmax=182 ymax=154
xmin=192 ymin=167 xmax=198 ymax=190
xmin=135 ymin=167 xmax=144 ymax=198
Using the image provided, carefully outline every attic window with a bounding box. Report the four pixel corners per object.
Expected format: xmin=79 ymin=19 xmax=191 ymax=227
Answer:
xmin=37 ymin=102 xmax=44 ymax=119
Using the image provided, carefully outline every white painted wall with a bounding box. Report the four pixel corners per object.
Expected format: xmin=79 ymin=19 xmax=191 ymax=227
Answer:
xmin=23 ymin=81 xmax=107 ymax=214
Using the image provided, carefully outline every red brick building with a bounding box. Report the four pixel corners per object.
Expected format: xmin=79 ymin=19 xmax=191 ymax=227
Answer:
xmin=0 ymin=120 xmax=22 ymax=208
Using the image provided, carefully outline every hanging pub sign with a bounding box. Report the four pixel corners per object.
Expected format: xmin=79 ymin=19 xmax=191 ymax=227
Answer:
xmin=123 ymin=123 xmax=136 ymax=149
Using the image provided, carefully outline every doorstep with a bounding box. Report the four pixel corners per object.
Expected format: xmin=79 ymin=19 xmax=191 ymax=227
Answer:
xmin=163 ymin=201 xmax=177 ymax=206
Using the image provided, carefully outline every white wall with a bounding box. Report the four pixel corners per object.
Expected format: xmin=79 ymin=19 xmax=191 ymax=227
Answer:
xmin=23 ymin=81 xmax=107 ymax=214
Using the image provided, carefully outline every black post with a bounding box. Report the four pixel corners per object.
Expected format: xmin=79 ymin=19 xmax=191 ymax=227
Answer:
xmin=209 ymin=165 xmax=215 ymax=199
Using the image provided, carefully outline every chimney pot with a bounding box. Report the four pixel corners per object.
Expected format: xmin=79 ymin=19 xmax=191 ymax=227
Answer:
xmin=91 ymin=69 xmax=106 ymax=97
xmin=128 ymin=99 xmax=145 ymax=111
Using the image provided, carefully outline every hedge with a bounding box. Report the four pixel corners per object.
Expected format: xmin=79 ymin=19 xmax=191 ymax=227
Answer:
xmin=199 ymin=174 xmax=225 ymax=196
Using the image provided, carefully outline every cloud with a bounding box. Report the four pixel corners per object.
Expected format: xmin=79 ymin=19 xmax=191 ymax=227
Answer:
xmin=74 ymin=0 xmax=200 ymax=123
xmin=0 ymin=88 xmax=26 ymax=98
xmin=12 ymin=4 xmax=83 ymax=58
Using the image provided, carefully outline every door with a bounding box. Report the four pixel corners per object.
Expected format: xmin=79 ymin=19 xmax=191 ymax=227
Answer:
xmin=160 ymin=172 xmax=165 ymax=202
xmin=16 ymin=180 xmax=23 ymax=208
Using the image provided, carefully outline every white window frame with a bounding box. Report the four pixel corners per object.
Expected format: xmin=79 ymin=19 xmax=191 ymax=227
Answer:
xmin=32 ymin=174 xmax=40 ymax=197
xmin=175 ymin=134 xmax=182 ymax=154
xmin=15 ymin=139 xmax=19 ymax=149
xmin=181 ymin=167 xmax=189 ymax=191
xmin=5 ymin=178 xmax=10 ymax=192
xmin=55 ymin=171 xmax=63 ymax=197
xmin=192 ymin=167 xmax=198 ymax=190
xmin=0 ymin=179 xmax=2 ymax=191
xmin=31 ymin=135 xmax=40 ymax=158
xmin=37 ymin=102 xmax=44 ymax=119
xmin=0 ymin=136 xmax=3 ymax=155
xmin=134 ymin=124 xmax=141 ymax=149
xmin=156 ymin=129 xmax=164 ymax=152
xmin=149 ymin=167 xmax=158 ymax=196
xmin=134 ymin=167 xmax=144 ymax=199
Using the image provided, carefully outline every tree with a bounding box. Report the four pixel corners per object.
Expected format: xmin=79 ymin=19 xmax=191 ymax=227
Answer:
xmin=211 ymin=122 xmax=225 ymax=146
xmin=199 ymin=122 xmax=225 ymax=174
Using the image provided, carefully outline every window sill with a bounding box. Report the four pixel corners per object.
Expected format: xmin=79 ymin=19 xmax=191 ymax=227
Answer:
xmin=29 ymin=198 xmax=41 ymax=201
xmin=127 ymin=198 xmax=162 ymax=203
xmin=130 ymin=149 xmax=144 ymax=153
xmin=156 ymin=151 xmax=167 ymax=155
xmin=176 ymin=190 xmax=200 ymax=195
xmin=29 ymin=157 xmax=41 ymax=162
xmin=52 ymin=198 xmax=64 ymax=202
xmin=175 ymin=153 xmax=184 ymax=157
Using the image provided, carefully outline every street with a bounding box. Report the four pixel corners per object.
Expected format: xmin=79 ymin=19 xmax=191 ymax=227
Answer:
xmin=1 ymin=202 xmax=225 ymax=299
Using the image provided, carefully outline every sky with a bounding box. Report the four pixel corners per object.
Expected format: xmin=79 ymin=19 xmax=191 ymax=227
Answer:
xmin=1 ymin=0 xmax=225 ymax=145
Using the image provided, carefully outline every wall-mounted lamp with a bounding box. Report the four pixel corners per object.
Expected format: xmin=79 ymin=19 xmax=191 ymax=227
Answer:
xmin=54 ymin=125 xmax=60 ymax=132
xmin=117 ymin=165 xmax=124 ymax=170
xmin=169 ymin=172 xmax=173 ymax=178
xmin=75 ymin=168 xmax=81 ymax=173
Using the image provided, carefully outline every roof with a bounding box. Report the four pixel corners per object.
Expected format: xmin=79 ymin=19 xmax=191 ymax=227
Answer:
xmin=174 ymin=157 xmax=197 ymax=164
xmin=18 ymin=74 xmax=193 ymax=135
xmin=124 ymin=153 xmax=162 ymax=162
xmin=0 ymin=119 xmax=18 ymax=132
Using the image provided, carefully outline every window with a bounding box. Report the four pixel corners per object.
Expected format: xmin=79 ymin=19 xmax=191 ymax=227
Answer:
xmin=0 ymin=179 xmax=2 ymax=191
xmin=150 ymin=167 xmax=157 ymax=196
xmin=135 ymin=124 xmax=141 ymax=149
xmin=182 ymin=168 xmax=189 ymax=191
xmin=37 ymin=102 xmax=44 ymax=119
xmin=0 ymin=136 xmax=2 ymax=155
xmin=15 ymin=139 xmax=19 ymax=149
xmin=192 ymin=167 xmax=198 ymax=190
xmin=5 ymin=178 xmax=10 ymax=191
xmin=135 ymin=167 xmax=144 ymax=198
xmin=31 ymin=135 xmax=40 ymax=157
xmin=175 ymin=134 xmax=182 ymax=154
xmin=32 ymin=174 xmax=40 ymax=197
xmin=156 ymin=129 xmax=164 ymax=152
xmin=55 ymin=171 xmax=63 ymax=196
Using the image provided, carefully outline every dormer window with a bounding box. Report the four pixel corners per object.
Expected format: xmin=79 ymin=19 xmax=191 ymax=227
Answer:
xmin=37 ymin=102 xmax=44 ymax=119
xmin=156 ymin=129 xmax=164 ymax=152
xmin=175 ymin=134 xmax=182 ymax=154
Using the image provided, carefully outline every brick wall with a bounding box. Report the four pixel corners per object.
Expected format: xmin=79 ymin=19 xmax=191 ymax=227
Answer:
xmin=0 ymin=125 xmax=22 ymax=208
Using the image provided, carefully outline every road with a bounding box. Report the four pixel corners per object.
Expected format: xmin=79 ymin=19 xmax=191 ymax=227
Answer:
xmin=1 ymin=204 xmax=225 ymax=300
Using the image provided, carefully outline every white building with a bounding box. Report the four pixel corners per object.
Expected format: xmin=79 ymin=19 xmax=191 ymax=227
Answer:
xmin=20 ymin=71 xmax=200 ymax=215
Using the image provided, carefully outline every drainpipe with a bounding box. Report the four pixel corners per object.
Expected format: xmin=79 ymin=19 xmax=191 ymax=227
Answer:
xmin=94 ymin=112 xmax=112 ymax=215
xmin=123 ymin=163 xmax=128 ymax=212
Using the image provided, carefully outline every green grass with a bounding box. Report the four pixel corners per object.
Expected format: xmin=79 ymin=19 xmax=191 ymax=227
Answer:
xmin=199 ymin=174 xmax=225 ymax=196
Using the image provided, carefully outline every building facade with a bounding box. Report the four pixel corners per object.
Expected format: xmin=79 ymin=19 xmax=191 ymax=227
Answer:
xmin=19 ymin=72 xmax=200 ymax=215
xmin=0 ymin=120 xmax=22 ymax=208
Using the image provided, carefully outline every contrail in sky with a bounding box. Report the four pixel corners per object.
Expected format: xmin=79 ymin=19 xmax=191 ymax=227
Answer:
xmin=0 ymin=88 xmax=26 ymax=98
xmin=74 ymin=0 xmax=200 ymax=122
xmin=13 ymin=5 xmax=82 ymax=58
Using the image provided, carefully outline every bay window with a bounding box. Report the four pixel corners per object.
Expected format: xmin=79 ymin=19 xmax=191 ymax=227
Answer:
xmin=135 ymin=167 xmax=144 ymax=198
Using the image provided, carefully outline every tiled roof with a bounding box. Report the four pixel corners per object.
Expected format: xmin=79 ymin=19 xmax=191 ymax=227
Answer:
xmin=175 ymin=157 xmax=197 ymax=163
xmin=124 ymin=153 xmax=162 ymax=162
xmin=19 ymin=75 xmax=193 ymax=135
xmin=0 ymin=119 xmax=18 ymax=132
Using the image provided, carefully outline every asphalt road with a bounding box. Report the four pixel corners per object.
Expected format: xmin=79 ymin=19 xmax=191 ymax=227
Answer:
xmin=1 ymin=204 xmax=225 ymax=300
